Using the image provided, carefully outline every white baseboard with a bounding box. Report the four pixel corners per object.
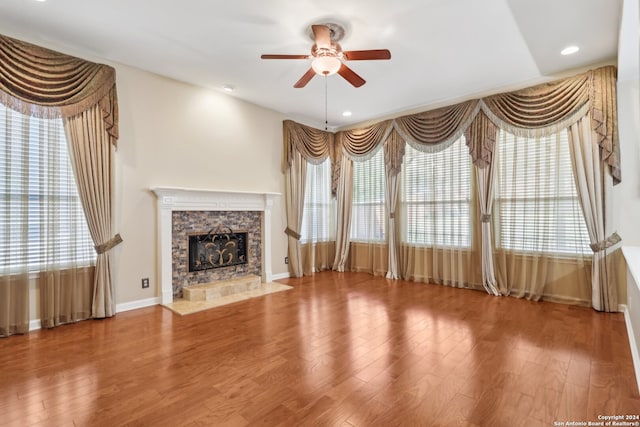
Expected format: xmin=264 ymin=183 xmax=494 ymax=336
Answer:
xmin=116 ymin=297 xmax=161 ymax=313
xmin=622 ymin=304 xmax=640 ymax=395
xmin=29 ymin=319 xmax=41 ymax=331
xmin=270 ymin=272 xmax=291 ymax=281
xmin=25 ymin=297 xmax=160 ymax=332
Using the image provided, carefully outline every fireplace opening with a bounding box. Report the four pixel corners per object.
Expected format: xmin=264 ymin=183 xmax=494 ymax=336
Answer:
xmin=188 ymin=226 xmax=248 ymax=272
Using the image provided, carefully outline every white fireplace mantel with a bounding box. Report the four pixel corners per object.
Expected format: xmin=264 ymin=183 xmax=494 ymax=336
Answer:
xmin=152 ymin=187 xmax=280 ymax=304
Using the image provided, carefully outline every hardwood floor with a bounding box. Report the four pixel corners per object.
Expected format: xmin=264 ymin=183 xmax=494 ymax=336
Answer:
xmin=1 ymin=271 xmax=639 ymax=426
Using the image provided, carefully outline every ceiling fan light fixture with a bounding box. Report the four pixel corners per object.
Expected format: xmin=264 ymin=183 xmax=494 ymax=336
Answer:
xmin=311 ymin=56 xmax=341 ymax=76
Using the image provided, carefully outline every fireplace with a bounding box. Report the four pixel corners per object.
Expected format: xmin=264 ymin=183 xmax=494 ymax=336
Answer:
xmin=152 ymin=187 xmax=279 ymax=304
xmin=173 ymin=211 xmax=260 ymax=297
xmin=188 ymin=227 xmax=248 ymax=272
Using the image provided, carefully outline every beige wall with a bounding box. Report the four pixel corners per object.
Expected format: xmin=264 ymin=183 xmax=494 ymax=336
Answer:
xmin=615 ymin=0 xmax=640 ymax=387
xmin=112 ymin=64 xmax=288 ymax=306
xmin=614 ymin=78 xmax=640 ymax=249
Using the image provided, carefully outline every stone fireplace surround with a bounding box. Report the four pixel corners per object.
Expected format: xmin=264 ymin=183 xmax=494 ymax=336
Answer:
xmin=152 ymin=187 xmax=279 ymax=304
xmin=173 ymin=210 xmax=260 ymax=298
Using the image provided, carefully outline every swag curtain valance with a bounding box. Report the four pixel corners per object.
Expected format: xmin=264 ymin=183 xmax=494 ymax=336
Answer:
xmin=283 ymin=65 xmax=620 ymax=184
xmin=0 ymin=34 xmax=118 ymax=144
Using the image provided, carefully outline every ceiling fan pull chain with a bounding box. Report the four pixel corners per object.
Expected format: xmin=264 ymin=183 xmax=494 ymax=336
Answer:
xmin=324 ymin=75 xmax=328 ymax=130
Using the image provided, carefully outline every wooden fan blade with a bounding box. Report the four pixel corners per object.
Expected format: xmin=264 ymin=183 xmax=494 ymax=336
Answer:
xmin=342 ymin=49 xmax=391 ymax=61
xmin=338 ymin=63 xmax=366 ymax=88
xmin=312 ymin=24 xmax=331 ymax=49
xmin=294 ymin=68 xmax=316 ymax=88
xmin=261 ymin=54 xmax=309 ymax=59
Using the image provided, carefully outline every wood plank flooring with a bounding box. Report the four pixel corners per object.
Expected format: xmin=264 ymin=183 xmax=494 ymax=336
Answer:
xmin=1 ymin=271 xmax=639 ymax=426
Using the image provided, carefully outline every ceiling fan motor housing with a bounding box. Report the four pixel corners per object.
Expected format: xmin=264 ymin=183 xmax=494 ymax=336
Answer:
xmin=311 ymin=42 xmax=343 ymax=59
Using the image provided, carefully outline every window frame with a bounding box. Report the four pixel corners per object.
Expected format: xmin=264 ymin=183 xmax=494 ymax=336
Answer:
xmin=400 ymin=138 xmax=473 ymax=249
xmin=0 ymin=104 xmax=96 ymax=274
xmin=493 ymin=129 xmax=591 ymax=258
xmin=300 ymin=159 xmax=335 ymax=244
xmin=350 ymin=149 xmax=386 ymax=243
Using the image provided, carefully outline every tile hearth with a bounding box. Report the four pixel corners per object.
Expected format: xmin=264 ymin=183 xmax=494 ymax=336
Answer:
xmin=162 ymin=279 xmax=292 ymax=316
xmin=183 ymin=275 xmax=262 ymax=301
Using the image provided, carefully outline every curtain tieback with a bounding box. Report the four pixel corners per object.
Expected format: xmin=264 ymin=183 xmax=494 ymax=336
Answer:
xmin=589 ymin=232 xmax=621 ymax=253
xmin=389 ymin=212 xmax=395 ymax=219
xmin=95 ymin=233 xmax=123 ymax=254
xmin=284 ymin=227 xmax=301 ymax=241
xmin=481 ymin=214 xmax=492 ymax=223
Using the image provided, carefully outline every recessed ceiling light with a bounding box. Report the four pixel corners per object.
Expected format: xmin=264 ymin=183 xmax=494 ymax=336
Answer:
xmin=222 ymin=85 xmax=235 ymax=92
xmin=561 ymin=46 xmax=579 ymax=56
xmin=342 ymin=111 xmax=352 ymax=117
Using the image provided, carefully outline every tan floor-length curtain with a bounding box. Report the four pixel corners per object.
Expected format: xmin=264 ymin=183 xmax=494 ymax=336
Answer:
xmin=347 ymin=148 xmax=388 ymax=276
xmin=567 ymin=116 xmax=619 ymax=311
xmin=64 ymin=105 xmax=121 ymax=318
xmin=332 ymin=153 xmax=353 ymax=272
xmin=494 ymin=130 xmax=591 ymax=301
xmin=1 ymin=103 xmax=95 ymax=334
xmin=299 ymin=159 xmax=335 ymax=275
xmin=0 ymin=275 xmax=28 ymax=336
xmin=284 ymin=150 xmax=307 ymax=277
xmin=475 ymin=164 xmax=500 ymax=295
xmin=384 ymin=173 xmax=399 ymax=279
xmin=38 ymin=113 xmax=95 ymax=327
xmin=1 ymin=34 xmax=121 ymax=326
xmin=398 ymin=139 xmax=481 ymax=288
xmin=282 ymin=121 xmax=332 ymax=277
xmin=384 ymin=131 xmax=404 ymax=279
xmin=40 ymin=267 xmax=94 ymax=328
xmin=1 ymin=103 xmax=30 ymax=336
xmin=465 ymin=112 xmax=500 ymax=295
xmin=301 ymin=242 xmax=335 ymax=275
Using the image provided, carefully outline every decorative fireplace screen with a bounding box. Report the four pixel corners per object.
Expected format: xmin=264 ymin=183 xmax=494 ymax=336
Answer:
xmin=188 ymin=227 xmax=248 ymax=272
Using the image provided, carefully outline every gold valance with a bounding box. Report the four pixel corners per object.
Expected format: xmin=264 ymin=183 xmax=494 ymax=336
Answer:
xmin=283 ymin=65 xmax=620 ymax=184
xmin=394 ymin=100 xmax=479 ymax=152
xmin=283 ymin=120 xmax=333 ymax=172
xmin=336 ymin=120 xmax=393 ymax=160
xmin=482 ymin=72 xmax=590 ymax=132
xmin=0 ymin=34 xmax=118 ymax=144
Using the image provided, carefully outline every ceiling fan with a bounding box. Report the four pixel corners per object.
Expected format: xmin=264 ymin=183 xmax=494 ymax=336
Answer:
xmin=261 ymin=23 xmax=391 ymax=88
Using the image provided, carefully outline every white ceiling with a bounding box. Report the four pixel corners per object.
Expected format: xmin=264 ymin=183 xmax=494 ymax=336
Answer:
xmin=0 ymin=0 xmax=622 ymax=129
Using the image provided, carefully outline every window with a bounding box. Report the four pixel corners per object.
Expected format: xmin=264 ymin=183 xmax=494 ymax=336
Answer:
xmin=400 ymin=137 xmax=472 ymax=247
xmin=300 ymin=159 xmax=335 ymax=243
xmin=494 ymin=129 xmax=591 ymax=256
xmin=350 ymin=148 xmax=386 ymax=242
xmin=0 ymin=104 xmax=95 ymax=273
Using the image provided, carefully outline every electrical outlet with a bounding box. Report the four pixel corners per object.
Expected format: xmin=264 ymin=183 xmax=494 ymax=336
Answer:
xmin=141 ymin=278 xmax=149 ymax=289
xmin=284 ymin=257 xmax=289 ymax=264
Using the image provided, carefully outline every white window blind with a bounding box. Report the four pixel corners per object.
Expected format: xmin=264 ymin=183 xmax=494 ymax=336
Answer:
xmin=300 ymin=159 xmax=335 ymax=243
xmin=350 ymin=149 xmax=386 ymax=242
xmin=494 ymin=129 xmax=591 ymax=256
xmin=0 ymin=104 xmax=95 ymax=273
xmin=400 ymin=137 xmax=472 ymax=247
